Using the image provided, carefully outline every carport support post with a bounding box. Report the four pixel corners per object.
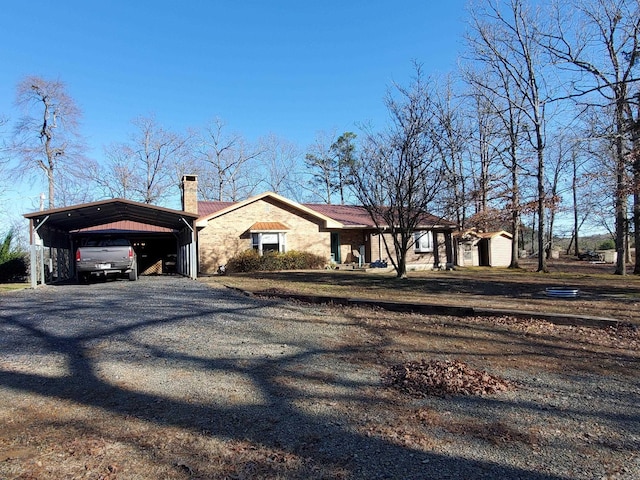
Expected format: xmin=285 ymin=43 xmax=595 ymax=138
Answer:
xmin=30 ymin=244 xmax=37 ymax=289
xmin=190 ymin=231 xmax=197 ymax=279
xmin=180 ymin=217 xmax=197 ymax=279
xmin=29 ymin=217 xmax=47 ymax=288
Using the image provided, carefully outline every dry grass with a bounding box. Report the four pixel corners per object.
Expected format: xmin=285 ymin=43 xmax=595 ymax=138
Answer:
xmin=209 ymin=256 xmax=640 ymax=324
xmin=0 ymin=282 xmax=29 ymax=293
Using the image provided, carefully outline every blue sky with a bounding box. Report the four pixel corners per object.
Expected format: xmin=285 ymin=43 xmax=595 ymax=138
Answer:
xmin=1 ymin=0 xmax=468 ymax=220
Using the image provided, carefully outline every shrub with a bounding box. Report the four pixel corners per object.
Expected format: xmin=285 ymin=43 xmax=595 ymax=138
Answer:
xmin=0 ymin=230 xmax=28 ymax=283
xmin=597 ymin=239 xmax=615 ymax=250
xmin=0 ymin=257 xmax=28 ymax=283
xmin=226 ymin=249 xmax=326 ymax=273
xmin=226 ymin=249 xmax=262 ymax=273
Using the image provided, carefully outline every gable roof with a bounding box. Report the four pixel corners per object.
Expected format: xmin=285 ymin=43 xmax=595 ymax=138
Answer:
xmin=249 ymin=221 xmax=289 ymax=232
xmin=196 ymin=192 xmax=343 ymax=229
xmin=197 ymin=193 xmax=456 ymax=230
xmin=24 ymin=198 xmax=198 ymax=233
xmin=455 ymin=229 xmax=513 ymax=240
xmin=477 ymin=230 xmax=513 ymax=239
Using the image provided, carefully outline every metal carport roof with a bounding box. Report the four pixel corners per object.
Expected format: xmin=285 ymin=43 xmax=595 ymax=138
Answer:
xmin=24 ymin=198 xmax=200 ymax=286
xmin=24 ymin=198 xmax=198 ymax=233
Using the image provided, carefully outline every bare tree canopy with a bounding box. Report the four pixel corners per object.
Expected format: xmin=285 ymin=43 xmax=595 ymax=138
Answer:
xmin=256 ymin=133 xmax=301 ymax=199
xmin=544 ymin=0 xmax=640 ymax=274
xmin=351 ymin=64 xmax=446 ymax=278
xmin=84 ymin=115 xmax=191 ymax=205
xmin=467 ymin=0 xmax=552 ymax=272
xmin=12 ymin=76 xmax=84 ymax=209
xmin=196 ymin=118 xmax=262 ymax=202
xmin=0 ymin=115 xmax=9 ymax=199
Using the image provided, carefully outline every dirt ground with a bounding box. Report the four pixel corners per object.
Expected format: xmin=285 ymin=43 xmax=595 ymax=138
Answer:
xmin=1 ymin=262 xmax=639 ymax=479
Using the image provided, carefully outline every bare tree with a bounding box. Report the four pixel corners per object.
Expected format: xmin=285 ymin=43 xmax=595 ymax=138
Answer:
xmin=132 ymin=116 xmax=191 ymax=204
xmin=545 ymin=135 xmax=573 ymax=258
xmin=85 ymin=116 xmax=190 ymax=205
xmin=196 ymin=118 xmax=262 ymax=201
xmin=468 ymin=93 xmax=498 ymax=221
xmin=565 ymin=137 xmax=600 ymax=257
xmin=85 ymin=142 xmax=137 ymax=199
xmin=431 ymin=75 xmax=470 ymax=228
xmin=256 ymin=133 xmax=301 ymax=197
xmin=464 ymin=42 xmax=531 ymax=268
xmin=545 ymin=0 xmax=640 ymax=274
xmin=467 ymin=0 xmax=552 ymax=272
xmin=12 ymin=76 xmax=84 ymax=209
xmin=0 ymin=115 xmax=9 ymax=199
xmin=351 ymin=64 xmax=446 ymax=279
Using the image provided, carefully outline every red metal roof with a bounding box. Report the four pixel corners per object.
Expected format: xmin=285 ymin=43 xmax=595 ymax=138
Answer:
xmin=75 ymin=220 xmax=174 ymax=233
xmin=197 ymin=198 xmax=456 ymax=229
xmin=198 ymin=201 xmax=235 ymax=217
xmin=304 ymin=204 xmax=456 ymax=228
xmin=249 ymin=221 xmax=290 ymax=231
xmin=302 ymin=204 xmax=373 ymax=226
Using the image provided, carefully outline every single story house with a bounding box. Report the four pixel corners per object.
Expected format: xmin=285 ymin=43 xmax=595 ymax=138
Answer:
xmin=183 ymin=176 xmax=457 ymax=274
xmin=454 ymin=229 xmax=513 ymax=267
xmin=23 ymin=175 xmax=457 ymax=285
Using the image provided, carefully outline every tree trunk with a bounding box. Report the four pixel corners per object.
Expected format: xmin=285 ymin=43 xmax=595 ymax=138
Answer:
xmin=614 ymin=104 xmax=627 ymax=275
xmin=572 ymin=154 xmax=580 ymax=257
xmin=509 ymin=156 xmax=520 ymax=269
xmin=633 ymin=143 xmax=640 ymax=274
xmin=536 ymin=144 xmax=547 ymax=272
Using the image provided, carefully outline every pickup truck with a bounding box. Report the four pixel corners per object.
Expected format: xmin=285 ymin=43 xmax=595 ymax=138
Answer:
xmin=75 ymin=238 xmax=138 ymax=282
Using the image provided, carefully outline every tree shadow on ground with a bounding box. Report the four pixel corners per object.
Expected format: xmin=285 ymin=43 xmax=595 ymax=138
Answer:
xmin=0 ymin=277 xmax=622 ymax=479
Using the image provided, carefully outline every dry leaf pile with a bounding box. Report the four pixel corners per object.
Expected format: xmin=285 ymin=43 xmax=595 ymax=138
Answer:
xmin=386 ymin=359 xmax=513 ymax=397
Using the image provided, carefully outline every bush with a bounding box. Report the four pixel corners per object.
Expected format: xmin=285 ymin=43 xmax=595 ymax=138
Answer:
xmin=0 ymin=256 xmax=28 ymax=283
xmin=0 ymin=230 xmax=28 ymax=283
xmin=226 ymin=249 xmax=326 ymax=273
xmin=226 ymin=249 xmax=262 ymax=273
xmin=597 ymin=239 xmax=616 ymax=250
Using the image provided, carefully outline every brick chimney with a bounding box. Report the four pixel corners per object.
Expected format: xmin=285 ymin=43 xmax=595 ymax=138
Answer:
xmin=181 ymin=175 xmax=198 ymax=215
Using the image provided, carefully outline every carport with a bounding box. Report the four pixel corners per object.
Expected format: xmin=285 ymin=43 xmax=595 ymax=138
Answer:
xmin=24 ymin=199 xmax=199 ymax=287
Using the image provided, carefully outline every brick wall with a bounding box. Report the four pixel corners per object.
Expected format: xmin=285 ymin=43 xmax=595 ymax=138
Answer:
xmin=198 ymin=197 xmax=332 ymax=274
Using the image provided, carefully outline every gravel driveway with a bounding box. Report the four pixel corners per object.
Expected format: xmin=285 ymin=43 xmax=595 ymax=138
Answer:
xmin=1 ymin=276 xmax=638 ymax=479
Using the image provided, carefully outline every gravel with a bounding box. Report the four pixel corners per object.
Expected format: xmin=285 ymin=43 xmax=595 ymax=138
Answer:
xmin=1 ymin=275 xmax=639 ymax=479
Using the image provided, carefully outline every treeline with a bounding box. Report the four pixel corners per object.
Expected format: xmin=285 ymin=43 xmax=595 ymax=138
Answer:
xmin=0 ymin=0 xmax=638 ymax=274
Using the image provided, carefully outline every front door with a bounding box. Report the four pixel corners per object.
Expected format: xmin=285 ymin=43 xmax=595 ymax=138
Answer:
xmin=330 ymin=232 xmax=341 ymax=263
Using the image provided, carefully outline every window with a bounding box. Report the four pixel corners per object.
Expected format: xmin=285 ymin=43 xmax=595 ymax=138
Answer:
xmin=414 ymin=231 xmax=433 ymax=253
xmin=252 ymin=232 xmax=286 ymax=255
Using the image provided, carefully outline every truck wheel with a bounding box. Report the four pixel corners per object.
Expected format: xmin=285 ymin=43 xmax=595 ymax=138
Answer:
xmin=128 ymin=263 xmax=138 ymax=281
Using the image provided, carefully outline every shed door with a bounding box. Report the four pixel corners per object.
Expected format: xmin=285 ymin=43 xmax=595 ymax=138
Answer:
xmin=478 ymin=239 xmax=490 ymax=266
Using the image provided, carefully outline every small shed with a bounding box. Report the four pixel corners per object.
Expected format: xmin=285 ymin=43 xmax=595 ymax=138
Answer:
xmin=455 ymin=230 xmax=513 ymax=267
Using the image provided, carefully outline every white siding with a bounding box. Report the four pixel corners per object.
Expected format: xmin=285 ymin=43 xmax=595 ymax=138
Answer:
xmin=489 ymin=235 xmax=512 ymax=267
